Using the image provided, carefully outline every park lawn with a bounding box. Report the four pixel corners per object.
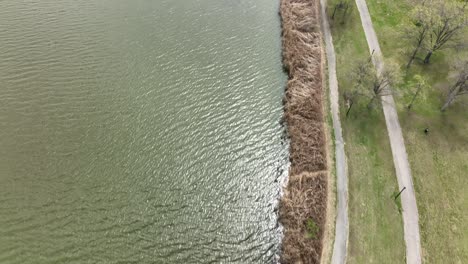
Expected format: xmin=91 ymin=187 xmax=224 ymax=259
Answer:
xmin=326 ymin=1 xmax=405 ymax=263
xmin=366 ymin=0 xmax=468 ymax=263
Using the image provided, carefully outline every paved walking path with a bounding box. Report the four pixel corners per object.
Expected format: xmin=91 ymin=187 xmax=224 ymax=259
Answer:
xmin=354 ymin=0 xmax=422 ymax=263
xmin=319 ymin=1 xmax=349 ymax=263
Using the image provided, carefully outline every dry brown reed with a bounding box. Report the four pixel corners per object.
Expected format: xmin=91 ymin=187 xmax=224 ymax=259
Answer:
xmin=280 ymin=172 xmax=327 ymax=264
xmin=279 ymin=0 xmax=328 ymax=263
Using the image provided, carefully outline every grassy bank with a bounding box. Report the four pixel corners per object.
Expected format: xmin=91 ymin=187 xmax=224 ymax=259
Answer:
xmin=321 ymin=34 xmax=337 ymax=264
xmin=279 ymin=0 xmax=329 ymax=263
xmin=326 ymin=0 xmax=406 ymax=263
xmin=366 ymin=0 xmax=468 ymax=262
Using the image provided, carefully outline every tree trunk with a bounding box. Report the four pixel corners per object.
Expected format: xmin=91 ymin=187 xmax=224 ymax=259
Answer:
xmin=346 ymin=101 xmax=354 ymax=118
xmin=406 ymin=47 xmax=419 ymax=69
xmin=423 ymin=51 xmax=433 ymax=64
xmin=408 ymin=84 xmax=422 ymax=110
xmin=441 ymin=85 xmax=461 ymax=111
xmin=441 ymin=96 xmax=454 ymax=111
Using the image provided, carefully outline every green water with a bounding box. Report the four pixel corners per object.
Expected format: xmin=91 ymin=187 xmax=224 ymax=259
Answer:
xmin=0 ymin=0 xmax=287 ymax=263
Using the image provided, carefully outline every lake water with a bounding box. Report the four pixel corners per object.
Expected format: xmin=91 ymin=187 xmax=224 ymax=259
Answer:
xmin=0 ymin=0 xmax=287 ymax=263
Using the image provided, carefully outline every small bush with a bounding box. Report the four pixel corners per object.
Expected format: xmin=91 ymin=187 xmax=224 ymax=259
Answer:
xmin=306 ymin=218 xmax=320 ymax=239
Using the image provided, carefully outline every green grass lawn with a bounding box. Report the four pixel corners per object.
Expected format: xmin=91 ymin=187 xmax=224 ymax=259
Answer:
xmin=363 ymin=0 xmax=468 ymax=262
xmin=326 ymin=1 xmax=405 ymax=263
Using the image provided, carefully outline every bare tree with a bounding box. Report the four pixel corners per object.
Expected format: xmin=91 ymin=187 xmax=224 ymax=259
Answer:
xmin=346 ymin=58 xmax=401 ymax=113
xmin=422 ymin=0 xmax=467 ymax=64
xmin=367 ymin=61 xmax=402 ymax=108
xmin=347 ymin=59 xmax=374 ymax=112
xmin=441 ymin=60 xmax=468 ymax=111
xmin=404 ymin=5 xmax=433 ymax=68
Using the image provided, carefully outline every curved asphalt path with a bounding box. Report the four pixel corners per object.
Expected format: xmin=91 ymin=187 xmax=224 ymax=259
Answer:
xmin=354 ymin=0 xmax=422 ymax=263
xmin=319 ymin=1 xmax=349 ymax=263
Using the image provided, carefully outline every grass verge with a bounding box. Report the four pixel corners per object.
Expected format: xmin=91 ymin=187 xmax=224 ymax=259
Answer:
xmin=321 ymin=36 xmax=337 ymax=264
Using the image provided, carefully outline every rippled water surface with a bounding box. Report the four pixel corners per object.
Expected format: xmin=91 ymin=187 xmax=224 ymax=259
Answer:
xmin=0 ymin=0 xmax=287 ymax=263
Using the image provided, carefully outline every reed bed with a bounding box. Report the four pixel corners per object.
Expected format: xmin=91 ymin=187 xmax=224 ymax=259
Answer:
xmin=279 ymin=0 xmax=328 ymax=263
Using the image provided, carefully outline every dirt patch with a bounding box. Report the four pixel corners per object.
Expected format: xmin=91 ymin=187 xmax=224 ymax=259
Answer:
xmin=279 ymin=0 xmax=328 ymax=263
